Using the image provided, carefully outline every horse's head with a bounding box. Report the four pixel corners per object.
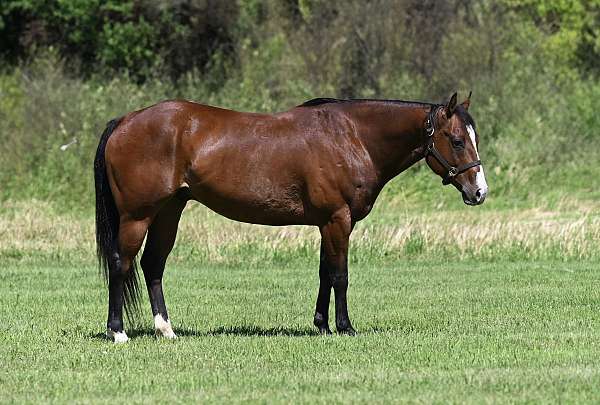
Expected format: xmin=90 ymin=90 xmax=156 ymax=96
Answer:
xmin=424 ymin=92 xmax=488 ymax=205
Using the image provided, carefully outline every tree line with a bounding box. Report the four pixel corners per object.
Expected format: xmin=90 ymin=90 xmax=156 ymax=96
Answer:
xmin=1 ymin=0 xmax=598 ymax=98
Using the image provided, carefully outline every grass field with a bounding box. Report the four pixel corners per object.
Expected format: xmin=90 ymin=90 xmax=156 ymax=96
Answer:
xmin=1 ymin=196 xmax=600 ymax=403
xmin=2 ymin=260 xmax=600 ymax=403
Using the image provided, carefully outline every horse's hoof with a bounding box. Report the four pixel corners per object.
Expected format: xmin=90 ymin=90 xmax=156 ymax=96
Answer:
xmin=154 ymin=314 xmax=177 ymax=339
xmin=155 ymin=329 xmax=177 ymax=339
xmin=337 ymin=327 xmax=357 ymax=336
xmin=106 ymin=328 xmax=129 ymax=343
xmin=318 ymin=326 xmax=332 ymax=335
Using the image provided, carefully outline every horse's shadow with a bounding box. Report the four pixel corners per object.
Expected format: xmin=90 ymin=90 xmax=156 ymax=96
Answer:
xmin=197 ymin=325 xmax=320 ymax=337
xmin=91 ymin=325 xmax=322 ymax=340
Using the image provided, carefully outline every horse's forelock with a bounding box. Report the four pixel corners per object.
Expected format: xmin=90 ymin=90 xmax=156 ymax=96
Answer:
xmin=455 ymin=104 xmax=476 ymax=130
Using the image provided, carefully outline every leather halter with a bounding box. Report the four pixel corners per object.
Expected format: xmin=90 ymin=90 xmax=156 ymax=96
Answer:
xmin=424 ymin=106 xmax=481 ymax=185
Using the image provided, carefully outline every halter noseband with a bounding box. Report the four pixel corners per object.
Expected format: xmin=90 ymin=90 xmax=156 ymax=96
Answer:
xmin=424 ymin=106 xmax=481 ymax=185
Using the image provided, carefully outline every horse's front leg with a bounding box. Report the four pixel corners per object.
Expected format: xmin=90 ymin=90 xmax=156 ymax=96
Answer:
xmin=314 ymin=243 xmax=333 ymax=334
xmin=315 ymin=207 xmax=356 ymax=335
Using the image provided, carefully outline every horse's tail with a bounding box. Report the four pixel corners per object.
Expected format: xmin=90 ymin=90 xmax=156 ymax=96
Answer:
xmin=94 ymin=117 xmax=141 ymax=321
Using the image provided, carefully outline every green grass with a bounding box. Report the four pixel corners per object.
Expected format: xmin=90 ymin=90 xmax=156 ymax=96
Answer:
xmin=2 ymin=259 xmax=600 ymax=403
xmin=1 ymin=196 xmax=598 ymax=403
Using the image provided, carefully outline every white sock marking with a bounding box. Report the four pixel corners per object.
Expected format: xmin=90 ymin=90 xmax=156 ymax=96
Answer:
xmin=106 ymin=329 xmax=129 ymax=344
xmin=154 ymin=314 xmax=177 ymax=339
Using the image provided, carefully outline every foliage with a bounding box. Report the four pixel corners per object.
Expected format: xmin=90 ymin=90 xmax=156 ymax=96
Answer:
xmin=1 ymin=53 xmax=598 ymax=212
xmin=0 ymin=0 xmax=599 ymax=210
xmin=501 ymin=0 xmax=600 ymax=71
xmin=1 ymin=0 xmax=599 ymax=83
xmin=0 ymin=0 xmax=238 ymax=81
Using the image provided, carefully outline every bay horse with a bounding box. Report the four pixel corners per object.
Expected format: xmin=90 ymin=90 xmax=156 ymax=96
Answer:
xmin=94 ymin=92 xmax=487 ymax=343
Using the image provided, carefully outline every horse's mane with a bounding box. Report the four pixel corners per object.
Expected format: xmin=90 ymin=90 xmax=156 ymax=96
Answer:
xmin=299 ymin=97 xmax=437 ymax=109
xmin=299 ymin=98 xmax=341 ymax=107
xmin=299 ymin=97 xmax=476 ymax=128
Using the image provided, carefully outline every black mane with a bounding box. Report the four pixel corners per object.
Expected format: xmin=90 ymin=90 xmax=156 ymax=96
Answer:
xmin=299 ymin=98 xmax=341 ymax=107
xmin=298 ymin=97 xmax=475 ymax=127
xmin=299 ymin=97 xmax=437 ymax=108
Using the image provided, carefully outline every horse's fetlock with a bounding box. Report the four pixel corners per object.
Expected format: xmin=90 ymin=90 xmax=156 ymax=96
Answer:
xmin=107 ymin=318 xmax=124 ymax=333
xmin=314 ymin=312 xmax=328 ymax=327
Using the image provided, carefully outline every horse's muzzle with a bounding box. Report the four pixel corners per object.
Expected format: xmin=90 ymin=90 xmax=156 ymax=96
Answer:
xmin=462 ymin=187 xmax=487 ymax=206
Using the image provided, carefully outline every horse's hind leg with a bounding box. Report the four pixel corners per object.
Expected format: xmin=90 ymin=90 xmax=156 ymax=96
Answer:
xmin=107 ymin=217 xmax=150 ymax=343
xmin=140 ymin=196 xmax=187 ymax=339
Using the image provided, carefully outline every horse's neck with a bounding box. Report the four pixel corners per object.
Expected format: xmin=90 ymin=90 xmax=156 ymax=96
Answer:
xmin=346 ymin=102 xmax=429 ymax=184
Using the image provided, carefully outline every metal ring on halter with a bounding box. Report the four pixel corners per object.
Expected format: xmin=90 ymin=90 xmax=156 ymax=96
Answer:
xmin=425 ymin=118 xmax=435 ymax=137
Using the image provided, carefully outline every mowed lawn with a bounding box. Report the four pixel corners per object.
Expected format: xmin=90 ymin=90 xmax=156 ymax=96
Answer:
xmin=1 ymin=259 xmax=600 ymax=403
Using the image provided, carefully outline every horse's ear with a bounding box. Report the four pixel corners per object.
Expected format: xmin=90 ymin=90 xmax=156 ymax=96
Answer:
xmin=461 ymin=90 xmax=472 ymax=110
xmin=445 ymin=92 xmax=458 ymax=118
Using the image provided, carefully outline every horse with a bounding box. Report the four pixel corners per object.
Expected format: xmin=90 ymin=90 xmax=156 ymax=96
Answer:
xmin=94 ymin=92 xmax=487 ymax=343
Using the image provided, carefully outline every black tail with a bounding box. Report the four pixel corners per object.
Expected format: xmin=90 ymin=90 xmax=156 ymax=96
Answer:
xmin=94 ymin=118 xmax=141 ymax=322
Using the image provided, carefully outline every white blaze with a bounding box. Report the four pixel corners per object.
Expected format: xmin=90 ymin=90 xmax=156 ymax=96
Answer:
xmin=466 ymin=124 xmax=488 ymax=194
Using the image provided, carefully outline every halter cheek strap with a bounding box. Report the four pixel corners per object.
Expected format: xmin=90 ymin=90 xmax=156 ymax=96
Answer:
xmin=423 ymin=107 xmax=481 ymax=185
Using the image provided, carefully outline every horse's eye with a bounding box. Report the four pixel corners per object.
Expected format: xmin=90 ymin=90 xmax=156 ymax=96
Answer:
xmin=451 ymin=138 xmax=464 ymax=149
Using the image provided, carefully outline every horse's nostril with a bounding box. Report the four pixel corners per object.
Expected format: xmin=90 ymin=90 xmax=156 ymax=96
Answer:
xmin=474 ymin=189 xmax=486 ymax=203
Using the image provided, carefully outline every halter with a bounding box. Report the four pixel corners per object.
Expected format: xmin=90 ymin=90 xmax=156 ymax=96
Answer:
xmin=424 ymin=106 xmax=481 ymax=185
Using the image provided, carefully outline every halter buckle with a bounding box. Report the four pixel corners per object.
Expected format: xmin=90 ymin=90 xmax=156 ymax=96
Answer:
xmin=448 ymin=167 xmax=458 ymax=177
xmin=425 ymin=120 xmax=434 ymax=137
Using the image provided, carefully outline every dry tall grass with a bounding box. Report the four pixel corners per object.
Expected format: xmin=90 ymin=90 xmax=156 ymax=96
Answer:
xmin=1 ymin=199 xmax=598 ymax=265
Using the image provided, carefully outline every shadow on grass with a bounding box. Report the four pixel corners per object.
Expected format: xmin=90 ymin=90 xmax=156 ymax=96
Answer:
xmin=91 ymin=325 xmax=396 ymax=340
xmin=91 ymin=325 xmax=320 ymax=340
xmin=204 ymin=325 xmax=321 ymax=337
